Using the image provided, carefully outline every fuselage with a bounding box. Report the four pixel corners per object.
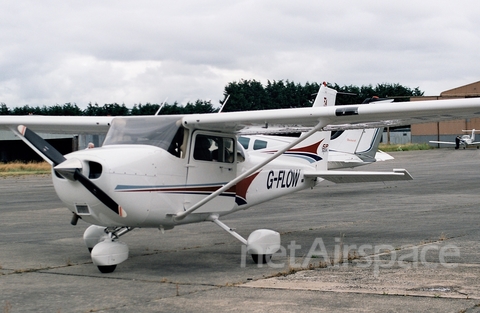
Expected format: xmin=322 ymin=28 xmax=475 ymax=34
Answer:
xmin=52 ymin=117 xmax=321 ymax=229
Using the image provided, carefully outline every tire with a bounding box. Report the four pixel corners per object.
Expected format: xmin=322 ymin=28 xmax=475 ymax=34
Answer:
xmin=251 ymin=254 xmax=272 ymax=264
xmin=97 ymin=265 xmax=117 ymax=273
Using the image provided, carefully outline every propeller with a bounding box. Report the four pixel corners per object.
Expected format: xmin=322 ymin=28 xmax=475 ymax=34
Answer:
xmin=16 ymin=125 xmax=127 ymax=217
xmin=17 ymin=125 xmax=67 ymax=166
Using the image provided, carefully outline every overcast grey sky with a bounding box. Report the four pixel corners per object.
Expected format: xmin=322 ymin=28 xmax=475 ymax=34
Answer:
xmin=1 ymin=0 xmax=479 ymax=109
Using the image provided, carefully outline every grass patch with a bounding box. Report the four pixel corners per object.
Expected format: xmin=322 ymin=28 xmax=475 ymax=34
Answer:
xmin=0 ymin=161 xmax=51 ymax=176
xmin=379 ymin=143 xmax=434 ymax=152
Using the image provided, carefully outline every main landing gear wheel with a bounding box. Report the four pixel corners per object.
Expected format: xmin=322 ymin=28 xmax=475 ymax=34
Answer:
xmin=251 ymin=254 xmax=272 ymax=264
xmin=97 ymin=265 xmax=117 ymax=273
xmin=91 ymin=239 xmax=129 ymax=273
xmin=208 ymin=216 xmax=281 ymax=267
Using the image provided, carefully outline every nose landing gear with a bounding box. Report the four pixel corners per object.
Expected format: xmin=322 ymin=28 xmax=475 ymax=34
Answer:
xmin=83 ymin=225 xmax=133 ymax=273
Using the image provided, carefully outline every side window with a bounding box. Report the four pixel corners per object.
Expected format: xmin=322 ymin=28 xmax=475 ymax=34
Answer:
xmin=193 ymin=134 xmax=235 ymax=163
xmin=253 ymin=139 xmax=268 ymax=150
xmin=194 ymin=135 xmax=213 ymax=161
xmin=238 ymin=136 xmax=250 ymax=149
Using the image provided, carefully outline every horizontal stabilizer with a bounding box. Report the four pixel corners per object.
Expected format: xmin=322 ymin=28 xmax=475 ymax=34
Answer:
xmin=304 ymin=168 xmax=412 ymax=183
xmin=375 ymin=150 xmax=394 ymax=161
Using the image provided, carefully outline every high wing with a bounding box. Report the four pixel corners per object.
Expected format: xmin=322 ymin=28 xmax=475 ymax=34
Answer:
xmin=0 ymin=115 xmax=113 ymax=134
xmin=1 ymin=97 xmax=480 ymax=134
xmin=181 ymin=98 xmax=480 ymax=133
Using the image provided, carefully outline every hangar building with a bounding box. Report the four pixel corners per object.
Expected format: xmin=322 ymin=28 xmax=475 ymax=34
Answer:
xmin=411 ymin=81 xmax=480 ymax=146
xmin=0 ymin=132 xmax=104 ymax=163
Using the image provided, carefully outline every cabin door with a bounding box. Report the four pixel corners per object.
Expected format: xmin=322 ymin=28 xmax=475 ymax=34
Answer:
xmin=185 ymin=131 xmax=237 ymax=213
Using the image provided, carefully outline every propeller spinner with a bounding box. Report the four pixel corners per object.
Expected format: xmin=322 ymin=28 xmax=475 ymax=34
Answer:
xmin=16 ymin=125 xmax=127 ymax=217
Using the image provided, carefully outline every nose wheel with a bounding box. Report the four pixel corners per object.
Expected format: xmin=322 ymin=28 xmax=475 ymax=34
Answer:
xmin=84 ymin=226 xmax=133 ymax=273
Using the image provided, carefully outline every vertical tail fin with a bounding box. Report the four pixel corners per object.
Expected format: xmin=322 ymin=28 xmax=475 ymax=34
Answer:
xmin=462 ymin=129 xmax=477 ymax=142
xmin=291 ymin=82 xmax=337 ymax=170
xmin=312 ymin=82 xmax=337 ymax=108
xmin=355 ymin=128 xmax=385 ymax=162
xmin=329 ymin=129 xmax=365 ymax=155
xmin=328 ymin=128 xmax=386 ymax=164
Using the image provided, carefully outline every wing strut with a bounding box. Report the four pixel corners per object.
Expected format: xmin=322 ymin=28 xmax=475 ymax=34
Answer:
xmin=208 ymin=214 xmax=247 ymax=245
xmin=174 ymin=120 xmax=328 ymax=221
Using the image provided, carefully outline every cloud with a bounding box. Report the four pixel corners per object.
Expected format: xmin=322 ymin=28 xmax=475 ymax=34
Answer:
xmin=1 ymin=0 xmax=480 ymax=108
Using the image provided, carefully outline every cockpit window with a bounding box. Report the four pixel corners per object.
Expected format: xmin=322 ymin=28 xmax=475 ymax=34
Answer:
xmin=103 ymin=116 xmax=185 ymax=157
xmin=193 ymin=134 xmax=235 ymax=163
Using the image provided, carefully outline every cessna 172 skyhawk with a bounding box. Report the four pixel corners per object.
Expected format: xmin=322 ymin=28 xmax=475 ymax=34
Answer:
xmin=240 ymin=126 xmax=392 ymax=169
xmin=238 ymin=83 xmax=394 ymax=169
xmin=2 ymin=84 xmax=480 ymax=273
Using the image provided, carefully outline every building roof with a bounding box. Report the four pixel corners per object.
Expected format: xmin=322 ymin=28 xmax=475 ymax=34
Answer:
xmin=440 ymin=81 xmax=480 ymax=97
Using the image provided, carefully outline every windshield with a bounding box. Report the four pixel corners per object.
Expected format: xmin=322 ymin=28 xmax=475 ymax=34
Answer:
xmin=103 ymin=116 xmax=184 ymax=154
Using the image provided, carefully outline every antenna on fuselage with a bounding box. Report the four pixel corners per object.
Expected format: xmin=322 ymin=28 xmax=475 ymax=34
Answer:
xmin=155 ymin=97 xmax=168 ymax=115
xmin=218 ymin=94 xmax=230 ymax=113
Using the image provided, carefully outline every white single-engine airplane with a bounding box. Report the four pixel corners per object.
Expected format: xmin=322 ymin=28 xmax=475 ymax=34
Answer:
xmin=430 ymin=129 xmax=480 ymax=149
xmin=238 ymin=84 xmax=393 ymax=169
xmin=240 ymin=127 xmax=391 ymax=170
xmin=2 ymin=83 xmax=480 ymax=273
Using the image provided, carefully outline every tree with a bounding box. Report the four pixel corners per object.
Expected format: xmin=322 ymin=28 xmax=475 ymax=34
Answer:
xmin=183 ymin=100 xmax=218 ymax=114
xmin=12 ymin=105 xmax=43 ymax=115
xmin=221 ymin=79 xmax=267 ymax=112
xmin=0 ymin=103 xmax=9 ymax=115
xmin=41 ymin=103 xmax=83 ymax=115
xmin=82 ymin=103 xmax=129 ymax=116
xmin=221 ymin=80 xmax=425 ymax=111
xmin=84 ymin=103 xmax=102 ymax=116
xmin=59 ymin=103 xmax=83 ymax=115
xmin=160 ymin=102 xmax=184 ymax=115
xmin=102 ymin=103 xmax=129 ymax=116
xmin=332 ymin=83 xmax=424 ymax=105
xmin=0 ymin=81 xmax=425 ymax=115
xmin=131 ymin=103 xmax=160 ymax=115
